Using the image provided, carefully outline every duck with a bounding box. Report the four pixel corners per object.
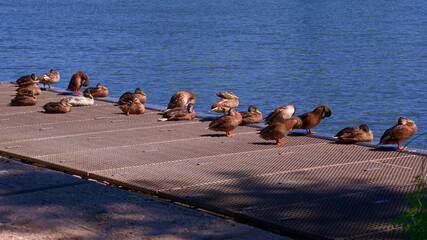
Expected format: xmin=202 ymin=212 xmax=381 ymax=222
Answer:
xmin=334 ymin=124 xmax=373 ymax=143
xmin=118 ymin=88 xmax=146 ymax=105
xmin=208 ymin=107 xmax=242 ymax=137
xmin=16 ymin=83 xmax=41 ymax=95
xmin=64 ymin=91 xmax=94 ymax=107
xmin=43 ymin=99 xmax=71 ymax=113
xmin=295 ymin=105 xmax=331 ymax=135
xmin=37 ymin=69 xmax=60 ymax=89
xmin=265 ymin=104 xmax=296 ymax=125
xmin=119 ymin=98 xmax=145 ymax=115
xmin=379 ymin=117 xmax=417 ymax=150
xmin=67 ymin=71 xmax=89 ymax=94
xmin=210 ymin=91 xmax=239 ymax=114
xmin=10 ymin=92 xmax=37 ymax=106
xmin=158 ymin=103 xmax=195 ymax=121
xmin=259 ymin=117 xmax=303 ymax=145
xmin=83 ymin=83 xmax=109 ymax=97
xmin=167 ymin=91 xmax=196 ymax=109
xmin=240 ymin=105 xmax=263 ymax=125
xmin=16 ymin=73 xmax=38 ymax=87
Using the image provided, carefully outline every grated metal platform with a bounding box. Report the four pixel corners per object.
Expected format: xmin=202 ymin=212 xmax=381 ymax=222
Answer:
xmin=0 ymin=83 xmax=425 ymax=239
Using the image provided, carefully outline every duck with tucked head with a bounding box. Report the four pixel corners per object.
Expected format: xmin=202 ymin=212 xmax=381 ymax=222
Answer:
xmin=295 ymin=105 xmax=331 ymax=135
xmin=119 ymin=98 xmax=145 ymax=116
xmin=379 ymin=117 xmax=417 ymax=150
xmin=240 ymin=105 xmax=263 ymax=125
xmin=16 ymin=73 xmax=38 ymax=87
xmin=37 ymin=69 xmax=60 ymax=89
xmin=16 ymin=83 xmax=41 ymax=95
xmin=118 ymin=88 xmax=146 ymax=105
xmin=208 ymin=107 xmax=242 ymax=137
xmin=159 ymin=103 xmax=195 ymax=121
xmin=64 ymin=91 xmax=94 ymax=107
xmin=334 ymin=124 xmax=373 ymax=143
xmin=210 ymin=92 xmax=239 ymax=114
xmin=259 ymin=117 xmax=302 ymax=145
xmin=167 ymin=91 xmax=196 ymax=109
xmin=84 ymin=83 xmax=109 ymax=97
xmin=265 ymin=104 xmax=296 ymax=125
xmin=10 ymin=92 xmax=37 ymax=106
xmin=67 ymin=71 xmax=89 ymax=94
xmin=43 ymin=99 xmax=71 ymax=113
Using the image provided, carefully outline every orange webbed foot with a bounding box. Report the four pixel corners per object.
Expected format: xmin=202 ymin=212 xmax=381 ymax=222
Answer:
xmin=226 ymin=131 xmax=235 ymax=137
xmin=397 ymin=143 xmax=407 ymax=151
xmin=306 ymin=129 xmax=316 ymax=135
xmin=275 ymin=139 xmax=285 ymax=145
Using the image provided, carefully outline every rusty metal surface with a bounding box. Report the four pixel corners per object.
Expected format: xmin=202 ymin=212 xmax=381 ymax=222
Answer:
xmin=0 ymin=83 xmax=425 ymax=240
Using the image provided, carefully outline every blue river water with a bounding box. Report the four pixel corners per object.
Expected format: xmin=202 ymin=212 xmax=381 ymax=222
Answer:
xmin=1 ymin=0 xmax=426 ymax=148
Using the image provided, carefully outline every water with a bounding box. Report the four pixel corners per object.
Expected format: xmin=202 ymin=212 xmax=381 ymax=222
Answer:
xmin=1 ymin=0 xmax=426 ymax=148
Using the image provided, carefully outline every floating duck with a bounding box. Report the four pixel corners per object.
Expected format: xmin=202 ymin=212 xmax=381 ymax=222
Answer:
xmin=334 ymin=124 xmax=373 ymax=143
xmin=16 ymin=83 xmax=41 ymax=95
xmin=259 ymin=117 xmax=302 ymax=145
xmin=240 ymin=105 xmax=263 ymax=125
xmin=118 ymin=88 xmax=146 ymax=105
xmin=379 ymin=117 xmax=417 ymax=150
xmin=10 ymin=92 xmax=37 ymax=106
xmin=119 ymin=98 xmax=145 ymax=116
xmin=16 ymin=73 xmax=38 ymax=87
xmin=43 ymin=99 xmax=71 ymax=113
xmin=84 ymin=83 xmax=109 ymax=97
xmin=158 ymin=103 xmax=195 ymax=121
xmin=208 ymin=107 xmax=242 ymax=137
xmin=64 ymin=91 xmax=94 ymax=107
xmin=167 ymin=91 xmax=196 ymax=109
xmin=210 ymin=92 xmax=239 ymax=114
xmin=296 ymin=105 xmax=331 ymax=135
xmin=265 ymin=104 xmax=296 ymax=125
xmin=67 ymin=71 xmax=89 ymax=94
xmin=37 ymin=69 xmax=60 ymax=89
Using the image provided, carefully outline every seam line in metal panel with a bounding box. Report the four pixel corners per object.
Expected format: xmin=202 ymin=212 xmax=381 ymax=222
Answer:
xmin=0 ymin=181 xmax=89 ymax=197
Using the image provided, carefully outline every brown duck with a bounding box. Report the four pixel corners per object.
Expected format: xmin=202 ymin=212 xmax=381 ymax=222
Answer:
xmin=67 ymin=71 xmax=89 ymax=94
xmin=84 ymin=83 xmax=109 ymax=97
xmin=210 ymin=92 xmax=239 ymax=114
xmin=10 ymin=92 xmax=37 ymax=106
xmin=296 ymin=105 xmax=331 ymax=135
xmin=259 ymin=117 xmax=302 ymax=145
xmin=119 ymin=98 xmax=145 ymax=116
xmin=208 ymin=107 xmax=242 ymax=137
xmin=379 ymin=117 xmax=417 ymax=150
xmin=118 ymin=88 xmax=146 ymax=105
xmin=167 ymin=91 xmax=196 ymax=109
xmin=16 ymin=83 xmax=41 ymax=95
xmin=334 ymin=124 xmax=373 ymax=143
xmin=16 ymin=73 xmax=38 ymax=87
xmin=43 ymin=99 xmax=71 ymax=113
xmin=240 ymin=105 xmax=263 ymax=125
xmin=37 ymin=69 xmax=60 ymax=89
xmin=158 ymin=103 xmax=195 ymax=121
xmin=265 ymin=104 xmax=296 ymax=125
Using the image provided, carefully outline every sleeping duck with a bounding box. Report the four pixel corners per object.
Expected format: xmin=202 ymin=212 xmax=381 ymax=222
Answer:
xmin=37 ymin=69 xmax=60 ymax=89
xmin=84 ymin=83 xmax=109 ymax=97
xmin=118 ymin=88 xmax=146 ymax=105
xmin=210 ymin=92 xmax=239 ymax=114
xmin=265 ymin=104 xmax=296 ymax=125
xmin=43 ymin=99 xmax=71 ymax=113
xmin=16 ymin=73 xmax=38 ymax=87
xmin=295 ymin=105 xmax=331 ymax=135
xmin=119 ymin=98 xmax=145 ymax=116
xmin=259 ymin=117 xmax=302 ymax=145
xmin=167 ymin=91 xmax=196 ymax=109
xmin=334 ymin=124 xmax=373 ymax=143
xmin=67 ymin=71 xmax=89 ymax=94
xmin=208 ymin=107 xmax=242 ymax=137
xmin=158 ymin=103 xmax=195 ymax=121
xmin=240 ymin=105 xmax=263 ymax=125
xmin=16 ymin=83 xmax=41 ymax=95
xmin=10 ymin=92 xmax=37 ymax=106
xmin=379 ymin=117 xmax=417 ymax=150
xmin=64 ymin=91 xmax=94 ymax=107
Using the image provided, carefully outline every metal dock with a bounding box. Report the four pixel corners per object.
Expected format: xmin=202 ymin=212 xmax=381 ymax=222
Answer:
xmin=0 ymin=83 xmax=425 ymax=239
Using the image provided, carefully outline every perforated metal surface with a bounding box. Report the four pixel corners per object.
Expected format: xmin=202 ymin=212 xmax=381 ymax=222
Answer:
xmin=1 ymin=83 xmax=426 ymax=239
